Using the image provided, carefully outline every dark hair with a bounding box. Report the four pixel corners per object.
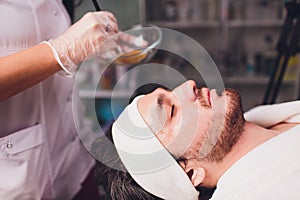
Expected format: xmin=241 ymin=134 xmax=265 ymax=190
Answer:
xmin=92 ymin=124 xmax=163 ymax=200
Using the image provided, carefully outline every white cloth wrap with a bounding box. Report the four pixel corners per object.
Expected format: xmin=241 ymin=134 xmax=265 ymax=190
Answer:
xmin=112 ymin=95 xmax=199 ymax=200
xmin=244 ymin=100 xmax=300 ymax=127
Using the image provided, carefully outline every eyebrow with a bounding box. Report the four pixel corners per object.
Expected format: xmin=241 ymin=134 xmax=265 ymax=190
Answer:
xmin=157 ymin=93 xmax=166 ymax=106
xmin=150 ymin=90 xmax=176 ymax=135
xmin=147 ymin=94 xmax=166 ymax=133
xmin=155 ymin=94 xmax=165 ymax=121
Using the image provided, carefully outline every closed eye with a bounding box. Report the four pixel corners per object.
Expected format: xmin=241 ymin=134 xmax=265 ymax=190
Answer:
xmin=171 ymin=105 xmax=175 ymax=117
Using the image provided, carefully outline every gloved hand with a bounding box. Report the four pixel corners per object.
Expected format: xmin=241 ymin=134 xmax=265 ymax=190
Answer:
xmin=46 ymin=11 xmax=119 ymax=76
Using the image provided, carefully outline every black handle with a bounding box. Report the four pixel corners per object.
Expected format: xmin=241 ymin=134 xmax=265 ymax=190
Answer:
xmin=91 ymin=0 xmax=101 ymax=11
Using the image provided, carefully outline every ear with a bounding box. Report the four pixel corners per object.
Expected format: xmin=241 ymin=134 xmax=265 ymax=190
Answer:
xmin=179 ymin=160 xmax=205 ymax=187
xmin=189 ymin=168 xmax=205 ymax=187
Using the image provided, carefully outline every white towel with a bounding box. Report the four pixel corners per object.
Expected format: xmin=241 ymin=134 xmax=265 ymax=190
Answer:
xmin=244 ymin=100 xmax=300 ymax=127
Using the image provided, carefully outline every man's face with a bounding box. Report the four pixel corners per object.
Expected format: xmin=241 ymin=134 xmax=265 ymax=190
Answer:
xmin=137 ymin=80 xmax=243 ymax=160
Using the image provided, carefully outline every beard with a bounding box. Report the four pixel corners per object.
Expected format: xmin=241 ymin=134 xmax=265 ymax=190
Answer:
xmin=197 ymin=88 xmax=245 ymax=163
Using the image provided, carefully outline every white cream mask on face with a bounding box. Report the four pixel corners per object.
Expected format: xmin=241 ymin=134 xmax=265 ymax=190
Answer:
xmin=112 ymin=95 xmax=199 ymax=200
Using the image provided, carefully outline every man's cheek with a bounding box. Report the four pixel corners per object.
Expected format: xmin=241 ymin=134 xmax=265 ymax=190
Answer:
xmin=175 ymin=117 xmax=200 ymax=151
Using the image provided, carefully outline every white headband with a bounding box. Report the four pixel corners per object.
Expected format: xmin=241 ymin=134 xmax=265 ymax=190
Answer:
xmin=112 ymin=95 xmax=199 ymax=200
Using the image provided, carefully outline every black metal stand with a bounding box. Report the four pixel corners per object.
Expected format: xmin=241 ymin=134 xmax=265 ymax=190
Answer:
xmin=262 ymin=0 xmax=300 ymax=104
xmin=63 ymin=0 xmax=75 ymax=22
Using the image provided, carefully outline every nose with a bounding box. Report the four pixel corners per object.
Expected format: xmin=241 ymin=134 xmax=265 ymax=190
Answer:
xmin=173 ymin=80 xmax=197 ymax=101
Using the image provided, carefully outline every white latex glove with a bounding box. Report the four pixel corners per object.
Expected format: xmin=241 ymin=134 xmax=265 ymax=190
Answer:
xmin=46 ymin=11 xmax=119 ymax=76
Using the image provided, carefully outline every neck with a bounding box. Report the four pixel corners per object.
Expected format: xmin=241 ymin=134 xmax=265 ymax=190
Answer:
xmin=202 ymin=121 xmax=280 ymax=187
